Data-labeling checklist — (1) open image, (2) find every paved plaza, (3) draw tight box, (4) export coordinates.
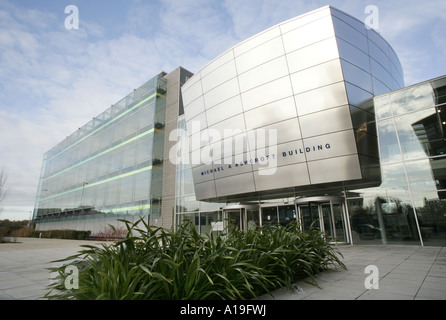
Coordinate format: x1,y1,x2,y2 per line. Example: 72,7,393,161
0,237,106,300
261,244,446,300
0,237,445,300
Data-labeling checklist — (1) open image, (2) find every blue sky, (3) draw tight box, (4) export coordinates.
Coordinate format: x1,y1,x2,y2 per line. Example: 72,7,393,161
0,0,445,220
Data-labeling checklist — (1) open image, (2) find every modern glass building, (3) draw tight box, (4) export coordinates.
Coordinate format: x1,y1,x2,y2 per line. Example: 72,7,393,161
177,76,446,247
181,5,403,204
178,6,446,246
33,67,193,234
34,6,446,246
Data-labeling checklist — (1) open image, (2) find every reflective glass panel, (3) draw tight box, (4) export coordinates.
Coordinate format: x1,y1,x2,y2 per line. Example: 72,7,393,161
200,211,222,236
201,59,237,93
234,27,281,57
235,36,285,75
332,16,368,50
375,94,391,119
295,82,348,116
348,195,421,245
377,118,401,164
203,77,239,109
244,97,297,129
394,108,438,160
177,213,199,232
413,195,446,246
430,157,446,190
238,56,288,93
380,163,409,199
278,205,296,226
290,59,344,94
299,105,352,138
390,83,435,116
286,37,339,74
282,15,335,53
241,76,293,111
336,37,371,73
261,206,278,225
341,60,373,93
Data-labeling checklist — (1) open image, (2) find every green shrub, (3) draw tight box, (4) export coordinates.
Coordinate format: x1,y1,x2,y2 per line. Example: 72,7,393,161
45,218,345,300
33,229,91,240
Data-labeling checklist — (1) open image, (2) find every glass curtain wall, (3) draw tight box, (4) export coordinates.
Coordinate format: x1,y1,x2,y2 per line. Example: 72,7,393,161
34,75,167,227
175,116,224,234
347,76,446,246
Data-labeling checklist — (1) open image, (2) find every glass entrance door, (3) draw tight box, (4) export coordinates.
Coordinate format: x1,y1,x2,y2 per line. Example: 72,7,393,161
296,196,351,244
226,210,243,232
300,204,320,231
321,204,334,238
223,205,259,232
332,203,347,243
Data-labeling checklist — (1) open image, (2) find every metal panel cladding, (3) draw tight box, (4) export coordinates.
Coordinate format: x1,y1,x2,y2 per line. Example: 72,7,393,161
181,6,404,202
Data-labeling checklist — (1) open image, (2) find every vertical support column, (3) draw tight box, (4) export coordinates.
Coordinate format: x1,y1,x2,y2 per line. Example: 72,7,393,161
342,199,354,245
162,67,194,230
317,203,325,234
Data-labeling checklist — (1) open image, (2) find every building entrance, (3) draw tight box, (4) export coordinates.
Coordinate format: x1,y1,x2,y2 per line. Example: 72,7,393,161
222,205,260,232
295,196,351,244
221,198,352,244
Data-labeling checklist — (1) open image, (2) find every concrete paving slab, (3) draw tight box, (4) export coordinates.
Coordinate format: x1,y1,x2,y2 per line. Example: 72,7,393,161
302,285,366,300
378,278,424,296
262,244,446,300
415,287,446,300
357,290,414,300
1,239,445,300
0,290,13,300
2,283,46,300
420,277,446,290
0,237,107,300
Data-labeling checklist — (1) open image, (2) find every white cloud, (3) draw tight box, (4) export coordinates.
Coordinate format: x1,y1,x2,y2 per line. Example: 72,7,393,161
0,2,169,219
222,0,312,40
0,0,232,220
368,0,446,85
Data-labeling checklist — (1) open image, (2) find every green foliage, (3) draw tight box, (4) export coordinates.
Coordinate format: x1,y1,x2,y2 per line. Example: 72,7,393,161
45,218,345,300
33,229,92,240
